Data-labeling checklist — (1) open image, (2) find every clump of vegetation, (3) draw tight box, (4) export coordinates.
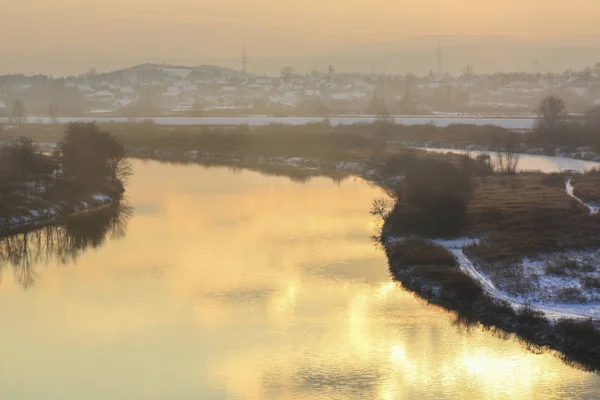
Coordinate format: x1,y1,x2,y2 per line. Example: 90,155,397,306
0,122,130,223
582,277,600,290
385,238,484,303
555,318,600,343
385,156,474,237
57,122,132,193
545,257,582,276
556,287,588,304
487,263,539,296
387,238,457,267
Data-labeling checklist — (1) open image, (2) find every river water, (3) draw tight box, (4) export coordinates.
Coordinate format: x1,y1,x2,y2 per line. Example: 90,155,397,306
421,147,600,173
4,116,535,130
0,159,599,399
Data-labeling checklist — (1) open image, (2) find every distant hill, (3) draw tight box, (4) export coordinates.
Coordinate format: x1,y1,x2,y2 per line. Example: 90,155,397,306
95,63,247,82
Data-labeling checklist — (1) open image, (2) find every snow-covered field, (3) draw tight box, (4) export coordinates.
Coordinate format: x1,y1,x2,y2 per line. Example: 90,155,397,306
2,116,536,129
410,236,600,320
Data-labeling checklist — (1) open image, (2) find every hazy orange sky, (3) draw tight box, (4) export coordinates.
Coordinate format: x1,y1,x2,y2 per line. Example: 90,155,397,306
3,0,600,75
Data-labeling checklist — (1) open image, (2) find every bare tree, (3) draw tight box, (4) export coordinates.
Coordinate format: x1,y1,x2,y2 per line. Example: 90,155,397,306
48,103,59,124
370,198,394,222
536,95,567,132
328,65,336,81
106,136,133,188
463,64,474,87
280,66,295,83
496,133,521,174
10,99,27,128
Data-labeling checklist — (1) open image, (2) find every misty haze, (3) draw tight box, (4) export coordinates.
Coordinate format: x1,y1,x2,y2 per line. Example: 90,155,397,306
2,1,600,399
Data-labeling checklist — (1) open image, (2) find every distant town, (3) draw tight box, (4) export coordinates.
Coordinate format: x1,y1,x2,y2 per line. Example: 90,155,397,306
1,62,600,119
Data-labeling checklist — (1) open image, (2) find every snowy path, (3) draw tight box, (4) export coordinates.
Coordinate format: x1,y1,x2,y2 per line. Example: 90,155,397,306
387,235,600,320
449,248,600,320
565,178,599,215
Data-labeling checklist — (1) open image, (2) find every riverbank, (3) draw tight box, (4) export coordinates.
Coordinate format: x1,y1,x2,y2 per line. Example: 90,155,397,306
403,140,600,163
375,151,600,371
384,237,600,372
0,192,116,236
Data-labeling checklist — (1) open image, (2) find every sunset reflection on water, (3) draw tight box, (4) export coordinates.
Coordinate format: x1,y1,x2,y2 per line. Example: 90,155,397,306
0,159,598,399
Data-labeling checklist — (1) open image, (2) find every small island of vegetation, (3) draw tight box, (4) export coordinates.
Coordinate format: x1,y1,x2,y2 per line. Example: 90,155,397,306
0,122,131,234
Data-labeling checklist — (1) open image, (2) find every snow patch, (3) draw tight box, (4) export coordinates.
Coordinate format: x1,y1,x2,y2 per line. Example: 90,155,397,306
566,178,600,215
386,235,600,320
91,194,112,203
433,237,481,249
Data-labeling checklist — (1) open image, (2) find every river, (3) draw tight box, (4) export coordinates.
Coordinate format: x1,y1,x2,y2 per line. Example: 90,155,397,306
5,116,535,129
0,159,599,399
421,147,600,173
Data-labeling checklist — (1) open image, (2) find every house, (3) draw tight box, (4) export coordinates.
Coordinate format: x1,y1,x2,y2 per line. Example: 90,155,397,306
94,90,115,98
164,87,181,97
113,98,135,110
182,83,198,92
281,91,301,107
77,84,94,93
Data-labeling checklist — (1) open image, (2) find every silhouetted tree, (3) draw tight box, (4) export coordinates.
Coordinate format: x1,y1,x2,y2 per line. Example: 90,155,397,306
328,65,336,81
584,105,600,128
57,122,131,192
280,66,295,83
536,95,567,132
463,64,474,87
8,136,37,187
496,132,521,174
48,103,59,124
10,99,27,128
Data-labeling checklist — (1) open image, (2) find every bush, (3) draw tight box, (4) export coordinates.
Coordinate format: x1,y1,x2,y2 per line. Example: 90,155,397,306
582,277,600,290
387,238,457,268
516,304,546,325
387,157,474,237
412,265,484,303
555,318,600,343
545,258,581,276
556,287,588,304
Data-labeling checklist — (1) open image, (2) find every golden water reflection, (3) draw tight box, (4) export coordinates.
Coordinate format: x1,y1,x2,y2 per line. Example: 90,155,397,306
0,160,598,399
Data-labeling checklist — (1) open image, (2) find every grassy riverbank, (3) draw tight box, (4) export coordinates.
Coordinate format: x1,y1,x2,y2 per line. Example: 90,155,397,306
374,149,600,371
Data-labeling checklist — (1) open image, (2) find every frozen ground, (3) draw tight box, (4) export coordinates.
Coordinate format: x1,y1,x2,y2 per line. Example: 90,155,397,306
385,235,600,320
444,242,600,320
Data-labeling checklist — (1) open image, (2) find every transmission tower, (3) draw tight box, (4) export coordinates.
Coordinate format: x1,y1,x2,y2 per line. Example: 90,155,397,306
241,46,250,75
436,39,444,75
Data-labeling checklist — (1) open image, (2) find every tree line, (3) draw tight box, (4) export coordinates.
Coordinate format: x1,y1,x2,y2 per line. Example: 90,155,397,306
533,95,600,149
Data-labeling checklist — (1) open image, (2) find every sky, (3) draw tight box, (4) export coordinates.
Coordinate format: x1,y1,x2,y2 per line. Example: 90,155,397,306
3,0,600,75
